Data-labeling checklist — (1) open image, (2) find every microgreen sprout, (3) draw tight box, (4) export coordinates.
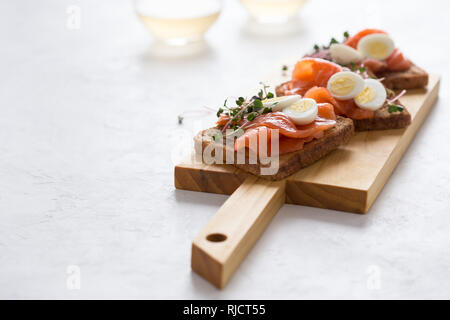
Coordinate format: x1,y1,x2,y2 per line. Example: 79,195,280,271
216,83,276,135
329,38,339,46
388,104,404,113
313,31,351,53
387,89,407,113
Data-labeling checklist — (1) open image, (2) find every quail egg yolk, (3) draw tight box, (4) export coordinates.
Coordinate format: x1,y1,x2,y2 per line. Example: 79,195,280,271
329,76,355,96
355,86,377,104
289,99,315,112
367,42,389,60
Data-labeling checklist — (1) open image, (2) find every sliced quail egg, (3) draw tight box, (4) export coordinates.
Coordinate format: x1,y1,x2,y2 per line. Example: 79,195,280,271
354,79,387,111
282,98,318,125
262,94,302,112
330,43,363,65
357,34,395,60
327,71,365,100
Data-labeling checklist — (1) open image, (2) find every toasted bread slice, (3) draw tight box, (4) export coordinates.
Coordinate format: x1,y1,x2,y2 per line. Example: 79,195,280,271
379,64,428,90
194,116,354,181
275,82,411,131
353,101,411,131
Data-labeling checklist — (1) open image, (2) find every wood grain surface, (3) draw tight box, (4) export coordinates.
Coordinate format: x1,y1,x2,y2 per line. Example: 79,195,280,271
191,176,285,288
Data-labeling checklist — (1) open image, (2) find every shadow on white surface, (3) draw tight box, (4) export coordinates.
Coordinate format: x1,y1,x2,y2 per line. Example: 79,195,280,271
141,40,215,60
279,204,371,228
189,270,223,296
174,189,227,207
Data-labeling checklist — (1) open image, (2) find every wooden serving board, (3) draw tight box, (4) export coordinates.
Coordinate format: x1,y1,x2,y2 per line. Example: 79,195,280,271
175,66,440,288
176,74,439,213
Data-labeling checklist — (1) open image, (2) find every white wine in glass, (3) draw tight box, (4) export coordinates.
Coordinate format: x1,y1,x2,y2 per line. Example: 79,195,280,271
135,0,222,46
240,0,307,24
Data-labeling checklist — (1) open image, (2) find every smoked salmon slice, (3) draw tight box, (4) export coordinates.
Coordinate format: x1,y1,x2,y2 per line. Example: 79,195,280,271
344,28,387,49
362,50,411,73
232,105,336,155
304,86,374,120
363,59,388,73
345,28,411,72
277,58,343,97
386,48,412,71
290,58,343,95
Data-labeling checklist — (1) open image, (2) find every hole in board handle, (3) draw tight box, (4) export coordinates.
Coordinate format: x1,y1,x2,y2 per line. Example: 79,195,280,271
206,233,227,242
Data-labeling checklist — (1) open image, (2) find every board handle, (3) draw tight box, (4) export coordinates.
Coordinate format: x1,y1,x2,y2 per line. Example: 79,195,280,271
191,175,286,288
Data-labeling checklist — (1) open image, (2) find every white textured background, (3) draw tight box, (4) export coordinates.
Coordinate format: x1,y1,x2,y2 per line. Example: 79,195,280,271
1,0,449,299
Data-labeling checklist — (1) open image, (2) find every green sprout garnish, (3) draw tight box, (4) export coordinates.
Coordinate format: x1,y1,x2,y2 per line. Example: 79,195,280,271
262,107,272,114
329,38,339,46
236,97,245,106
216,83,276,135
388,104,404,113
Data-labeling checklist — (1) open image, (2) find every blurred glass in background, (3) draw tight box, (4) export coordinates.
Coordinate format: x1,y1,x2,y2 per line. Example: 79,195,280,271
240,0,307,24
135,0,223,46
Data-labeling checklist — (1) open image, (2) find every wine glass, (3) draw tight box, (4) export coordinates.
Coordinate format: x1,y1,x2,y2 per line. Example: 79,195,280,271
135,0,223,46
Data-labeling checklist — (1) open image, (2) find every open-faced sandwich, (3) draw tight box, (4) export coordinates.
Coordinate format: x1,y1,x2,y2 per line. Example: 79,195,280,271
304,28,428,90
276,58,412,131
195,85,354,180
